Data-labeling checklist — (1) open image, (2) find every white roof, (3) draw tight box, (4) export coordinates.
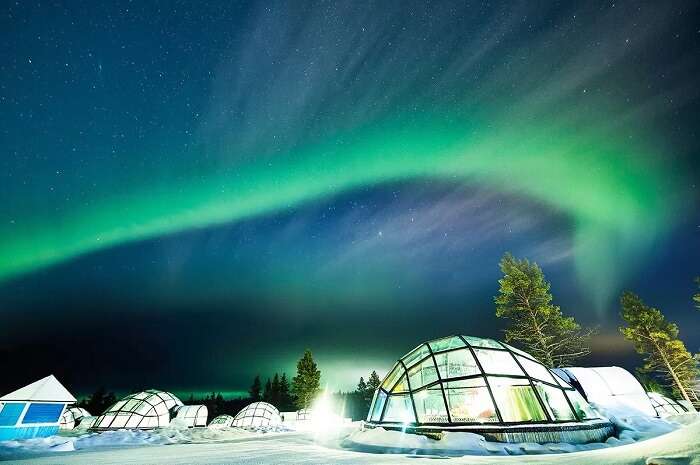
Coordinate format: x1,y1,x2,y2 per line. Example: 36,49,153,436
0,375,76,403
561,366,656,417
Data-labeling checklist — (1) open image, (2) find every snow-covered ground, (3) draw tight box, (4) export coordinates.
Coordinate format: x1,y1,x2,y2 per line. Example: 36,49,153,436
1,413,698,464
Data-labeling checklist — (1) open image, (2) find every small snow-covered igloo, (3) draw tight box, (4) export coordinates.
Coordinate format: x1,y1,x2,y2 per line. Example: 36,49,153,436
208,414,234,429
91,389,183,430
173,404,208,427
59,407,91,430
553,367,657,417
366,335,613,443
232,402,281,428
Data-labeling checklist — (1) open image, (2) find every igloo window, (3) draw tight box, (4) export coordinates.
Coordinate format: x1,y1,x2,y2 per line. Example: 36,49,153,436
488,377,546,422
535,382,576,421
444,378,498,423
475,349,524,376
434,349,479,379
407,358,439,389
429,336,466,353
383,394,414,423
414,386,448,423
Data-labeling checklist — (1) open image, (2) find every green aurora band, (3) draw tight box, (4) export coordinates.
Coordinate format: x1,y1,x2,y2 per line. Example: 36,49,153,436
0,112,678,309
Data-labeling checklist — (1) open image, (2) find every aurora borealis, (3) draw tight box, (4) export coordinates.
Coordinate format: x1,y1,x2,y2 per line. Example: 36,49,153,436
1,1,699,396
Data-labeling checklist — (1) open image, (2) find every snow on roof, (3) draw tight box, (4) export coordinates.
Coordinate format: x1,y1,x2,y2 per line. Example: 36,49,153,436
0,375,77,403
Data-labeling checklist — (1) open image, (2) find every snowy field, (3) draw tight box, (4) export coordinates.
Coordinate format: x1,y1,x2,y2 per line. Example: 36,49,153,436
1,413,698,465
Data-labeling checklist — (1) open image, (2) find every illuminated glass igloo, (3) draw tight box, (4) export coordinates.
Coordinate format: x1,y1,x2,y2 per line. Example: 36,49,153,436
366,335,614,443
208,414,234,429
173,404,208,427
59,407,91,430
232,402,281,428
92,389,183,430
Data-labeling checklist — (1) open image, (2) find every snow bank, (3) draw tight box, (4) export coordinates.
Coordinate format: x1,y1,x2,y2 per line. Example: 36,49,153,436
0,420,292,461
342,411,699,457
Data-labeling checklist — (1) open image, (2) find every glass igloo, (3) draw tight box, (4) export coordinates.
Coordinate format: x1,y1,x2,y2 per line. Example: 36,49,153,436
92,389,183,430
173,404,208,427
232,402,281,428
366,335,613,443
59,407,91,430
208,414,234,429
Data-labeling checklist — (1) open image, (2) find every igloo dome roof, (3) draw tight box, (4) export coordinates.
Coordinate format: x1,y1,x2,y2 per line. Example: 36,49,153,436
208,414,234,429
232,402,281,428
92,389,183,430
366,335,613,443
59,407,91,430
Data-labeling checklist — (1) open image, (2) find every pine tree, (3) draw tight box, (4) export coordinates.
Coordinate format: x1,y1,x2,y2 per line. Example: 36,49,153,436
279,373,294,411
619,291,699,406
494,253,594,368
292,349,321,409
356,377,367,397
367,371,381,393
263,378,272,403
249,375,262,401
271,373,281,407
78,387,117,415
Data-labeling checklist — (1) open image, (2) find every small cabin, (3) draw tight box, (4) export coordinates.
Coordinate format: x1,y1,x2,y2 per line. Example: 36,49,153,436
0,375,77,440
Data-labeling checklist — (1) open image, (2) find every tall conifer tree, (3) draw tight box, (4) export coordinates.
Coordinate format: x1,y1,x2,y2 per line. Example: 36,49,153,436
249,375,262,401
495,253,594,367
292,349,321,409
620,292,699,406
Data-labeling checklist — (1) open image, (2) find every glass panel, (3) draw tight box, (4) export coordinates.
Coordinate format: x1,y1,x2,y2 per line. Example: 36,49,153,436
552,371,572,388
444,381,498,423
429,336,466,353
413,386,448,423
535,382,576,420
488,377,546,422
381,364,404,391
109,400,126,412
463,336,504,349
475,349,524,376
517,356,556,384
402,344,431,368
369,390,387,422
434,349,480,379
98,413,115,427
392,374,410,393
408,357,439,389
123,399,141,411
110,414,129,428
382,395,415,423
565,389,598,419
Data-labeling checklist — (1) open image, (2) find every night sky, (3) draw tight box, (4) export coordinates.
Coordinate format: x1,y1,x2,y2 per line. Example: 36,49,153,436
1,1,699,399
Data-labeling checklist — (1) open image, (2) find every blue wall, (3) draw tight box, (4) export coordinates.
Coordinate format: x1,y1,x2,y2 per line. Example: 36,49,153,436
0,426,59,440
